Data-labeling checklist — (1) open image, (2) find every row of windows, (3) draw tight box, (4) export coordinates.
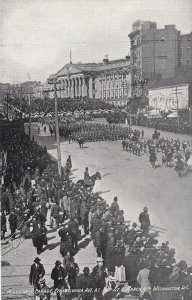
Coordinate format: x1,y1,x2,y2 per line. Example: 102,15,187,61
180,47,191,55
100,89,126,99
99,80,127,89
99,74,126,81
180,59,192,65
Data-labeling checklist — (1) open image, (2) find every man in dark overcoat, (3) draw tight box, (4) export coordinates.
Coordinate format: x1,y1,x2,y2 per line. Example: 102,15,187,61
139,207,151,234
124,248,139,288
76,267,95,300
29,257,45,291
51,261,68,300
68,216,79,250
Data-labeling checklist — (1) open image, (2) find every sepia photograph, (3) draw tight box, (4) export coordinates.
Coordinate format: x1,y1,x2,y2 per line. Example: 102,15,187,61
1,0,192,299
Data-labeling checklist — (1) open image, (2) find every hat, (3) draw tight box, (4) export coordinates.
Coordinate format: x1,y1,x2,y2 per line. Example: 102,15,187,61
34,257,41,263
178,260,187,271
55,260,62,266
96,257,104,262
83,267,90,273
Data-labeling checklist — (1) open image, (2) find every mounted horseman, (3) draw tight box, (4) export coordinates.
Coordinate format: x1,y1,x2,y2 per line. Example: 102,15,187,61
77,167,101,189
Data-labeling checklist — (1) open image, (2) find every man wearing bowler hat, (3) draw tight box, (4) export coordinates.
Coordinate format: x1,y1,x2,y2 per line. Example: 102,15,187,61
29,257,45,291
51,261,67,300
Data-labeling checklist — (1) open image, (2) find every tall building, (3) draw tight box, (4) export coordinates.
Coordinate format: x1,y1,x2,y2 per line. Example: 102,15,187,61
47,55,131,107
128,20,180,99
179,33,192,66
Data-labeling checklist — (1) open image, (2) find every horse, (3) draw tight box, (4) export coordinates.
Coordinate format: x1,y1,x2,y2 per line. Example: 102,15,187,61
77,171,101,189
122,140,126,150
78,138,85,148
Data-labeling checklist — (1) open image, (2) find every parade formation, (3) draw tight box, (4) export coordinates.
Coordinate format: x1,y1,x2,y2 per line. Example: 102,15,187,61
1,1,192,300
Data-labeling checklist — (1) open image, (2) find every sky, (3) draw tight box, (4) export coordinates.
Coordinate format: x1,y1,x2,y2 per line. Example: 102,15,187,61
0,0,192,84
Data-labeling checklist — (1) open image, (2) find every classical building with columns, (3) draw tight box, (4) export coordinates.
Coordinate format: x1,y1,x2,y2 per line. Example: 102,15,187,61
47,55,131,106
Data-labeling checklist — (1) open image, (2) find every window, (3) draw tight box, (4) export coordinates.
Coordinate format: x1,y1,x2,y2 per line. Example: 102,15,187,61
137,37,141,45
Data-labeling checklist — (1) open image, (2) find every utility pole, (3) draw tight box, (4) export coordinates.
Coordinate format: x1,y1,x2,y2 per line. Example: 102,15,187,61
172,86,182,128
28,93,32,139
176,86,179,128
53,78,62,177
6,93,9,120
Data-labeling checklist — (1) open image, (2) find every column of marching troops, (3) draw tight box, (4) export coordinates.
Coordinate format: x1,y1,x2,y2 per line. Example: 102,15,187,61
1,124,192,300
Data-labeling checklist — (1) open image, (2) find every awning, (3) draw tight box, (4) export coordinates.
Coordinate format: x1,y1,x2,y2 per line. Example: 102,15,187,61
148,109,161,116
167,111,178,118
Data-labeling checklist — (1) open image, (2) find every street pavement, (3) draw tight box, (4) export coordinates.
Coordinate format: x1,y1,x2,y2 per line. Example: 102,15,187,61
34,120,192,265
1,120,192,300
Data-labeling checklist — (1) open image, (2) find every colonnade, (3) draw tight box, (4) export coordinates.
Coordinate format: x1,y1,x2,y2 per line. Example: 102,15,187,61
57,76,89,99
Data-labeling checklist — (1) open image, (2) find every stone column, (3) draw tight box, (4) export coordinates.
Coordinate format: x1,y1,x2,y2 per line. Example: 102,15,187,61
68,80,71,98
66,80,69,98
82,77,86,97
118,74,120,99
70,79,74,98
88,76,93,99
100,76,103,99
75,78,78,98
79,77,82,98
63,80,66,98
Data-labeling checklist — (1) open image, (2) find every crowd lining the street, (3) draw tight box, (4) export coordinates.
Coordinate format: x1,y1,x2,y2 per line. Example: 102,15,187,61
1,123,192,300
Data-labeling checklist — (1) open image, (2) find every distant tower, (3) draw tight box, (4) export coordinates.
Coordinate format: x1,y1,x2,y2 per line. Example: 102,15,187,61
27,73,31,81
70,50,72,64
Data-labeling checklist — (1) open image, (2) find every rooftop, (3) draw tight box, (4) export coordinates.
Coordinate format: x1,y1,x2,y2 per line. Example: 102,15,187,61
53,58,130,78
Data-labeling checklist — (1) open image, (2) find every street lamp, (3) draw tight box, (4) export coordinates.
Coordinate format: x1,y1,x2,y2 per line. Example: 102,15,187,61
47,76,62,177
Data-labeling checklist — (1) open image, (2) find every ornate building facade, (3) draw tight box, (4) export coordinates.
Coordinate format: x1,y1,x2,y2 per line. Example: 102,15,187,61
47,55,131,106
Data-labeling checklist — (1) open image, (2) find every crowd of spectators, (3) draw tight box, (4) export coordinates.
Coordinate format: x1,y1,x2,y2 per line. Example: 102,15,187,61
1,123,192,300
5,96,114,118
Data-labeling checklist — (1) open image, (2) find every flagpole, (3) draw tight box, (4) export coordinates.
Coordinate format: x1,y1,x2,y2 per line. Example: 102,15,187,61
28,93,32,139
